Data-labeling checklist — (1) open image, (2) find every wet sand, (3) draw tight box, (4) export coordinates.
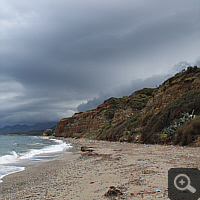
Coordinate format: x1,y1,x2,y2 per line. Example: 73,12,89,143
0,138,199,199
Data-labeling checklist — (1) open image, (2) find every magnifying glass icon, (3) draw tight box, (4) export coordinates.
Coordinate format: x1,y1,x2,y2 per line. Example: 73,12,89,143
174,174,196,193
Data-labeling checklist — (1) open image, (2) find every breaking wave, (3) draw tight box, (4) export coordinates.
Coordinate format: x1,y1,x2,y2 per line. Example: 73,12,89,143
0,137,72,182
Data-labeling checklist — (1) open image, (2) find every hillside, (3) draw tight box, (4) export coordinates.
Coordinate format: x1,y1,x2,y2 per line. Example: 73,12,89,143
55,66,200,146
0,122,57,135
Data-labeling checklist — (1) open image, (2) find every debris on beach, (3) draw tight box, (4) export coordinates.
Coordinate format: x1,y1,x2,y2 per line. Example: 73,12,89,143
104,186,123,197
81,151,99,157
81,146,94,152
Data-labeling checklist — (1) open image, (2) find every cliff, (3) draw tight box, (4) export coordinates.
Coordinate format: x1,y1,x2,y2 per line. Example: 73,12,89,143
55,66,200,146
143,66,200,114
55,88,156,139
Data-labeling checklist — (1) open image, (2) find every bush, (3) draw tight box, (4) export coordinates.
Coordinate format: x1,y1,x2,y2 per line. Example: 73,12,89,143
104,108,116,119
104,123,111,130
174,116,200,146
43,129,54,136
99,120,128,141
162,112,195,137
141,113,154,126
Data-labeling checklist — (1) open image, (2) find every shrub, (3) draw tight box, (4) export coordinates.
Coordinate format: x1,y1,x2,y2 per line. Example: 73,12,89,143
104,123,111,130
43,129,54,136
141,113,154,126
102,120,129,141
162,112,195,137
174,116,200,146
104,109,115,119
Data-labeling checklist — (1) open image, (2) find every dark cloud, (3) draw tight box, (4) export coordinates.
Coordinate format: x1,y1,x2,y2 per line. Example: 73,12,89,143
0,0,199,127
78,57,200,112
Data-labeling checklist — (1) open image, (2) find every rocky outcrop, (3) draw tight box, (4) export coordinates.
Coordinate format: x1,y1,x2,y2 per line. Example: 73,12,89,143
55,118,69,137
55,101,111,137
143,78,200,115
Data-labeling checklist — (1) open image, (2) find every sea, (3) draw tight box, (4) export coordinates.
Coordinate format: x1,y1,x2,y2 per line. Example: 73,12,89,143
0,135,72,183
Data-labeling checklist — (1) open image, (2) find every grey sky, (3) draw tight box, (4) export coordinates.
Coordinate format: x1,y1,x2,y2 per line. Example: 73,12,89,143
0,0,200,127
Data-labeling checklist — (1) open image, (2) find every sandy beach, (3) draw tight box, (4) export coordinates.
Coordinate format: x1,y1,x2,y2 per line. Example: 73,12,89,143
0,138,199,200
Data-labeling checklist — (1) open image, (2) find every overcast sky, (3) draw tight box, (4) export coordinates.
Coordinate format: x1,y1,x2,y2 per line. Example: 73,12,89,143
0,0,200,127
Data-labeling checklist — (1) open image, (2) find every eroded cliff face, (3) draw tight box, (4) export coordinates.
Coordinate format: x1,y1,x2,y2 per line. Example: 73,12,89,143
55,101,111,137
55,90,153,138
55,66,200,144
143,78,200,115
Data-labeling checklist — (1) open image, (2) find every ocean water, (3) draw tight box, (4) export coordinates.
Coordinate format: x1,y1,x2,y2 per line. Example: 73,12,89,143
0,135,72,182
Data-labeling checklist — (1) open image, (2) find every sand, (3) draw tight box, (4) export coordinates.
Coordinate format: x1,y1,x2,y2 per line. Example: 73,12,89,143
0,138,199,200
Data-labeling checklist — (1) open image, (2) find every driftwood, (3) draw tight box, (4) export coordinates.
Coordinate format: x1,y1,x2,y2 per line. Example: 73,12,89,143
81,146,94,152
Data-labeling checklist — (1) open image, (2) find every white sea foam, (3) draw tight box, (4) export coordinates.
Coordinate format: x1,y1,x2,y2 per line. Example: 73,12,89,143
0,151,19,164
0,166,25,183
19,140,71,160
0,138,72,182
0,139,71,164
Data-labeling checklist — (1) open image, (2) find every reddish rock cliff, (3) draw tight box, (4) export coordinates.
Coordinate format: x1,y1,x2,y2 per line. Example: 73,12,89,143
55,101,110,137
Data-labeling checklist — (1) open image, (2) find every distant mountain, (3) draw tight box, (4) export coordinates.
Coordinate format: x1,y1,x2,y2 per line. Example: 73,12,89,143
0,122,57,135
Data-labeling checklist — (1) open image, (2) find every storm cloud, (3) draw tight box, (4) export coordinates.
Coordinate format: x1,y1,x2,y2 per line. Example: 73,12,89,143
0,0,199,127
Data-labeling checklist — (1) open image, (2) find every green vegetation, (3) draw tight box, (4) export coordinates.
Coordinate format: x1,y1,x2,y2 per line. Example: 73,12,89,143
43,129,54,136
91,88,157,142
104,123,112,130
174,116,200,146
141,90,200,144
141,113,154,126
126,88,157,110
104,107,116,119
162,112,195,137
162,66,200,88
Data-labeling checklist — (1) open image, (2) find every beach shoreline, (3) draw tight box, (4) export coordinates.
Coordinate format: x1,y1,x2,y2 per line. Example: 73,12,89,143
0,138,199,199
0,136,72,185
